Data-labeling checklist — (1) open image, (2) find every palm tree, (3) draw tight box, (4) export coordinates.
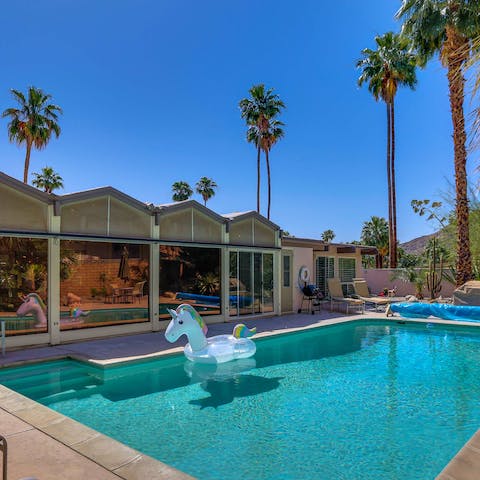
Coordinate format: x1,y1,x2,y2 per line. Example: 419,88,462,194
357,32,417,269
397,0,480,286
2,87,62,184
321,229,336,242
239,84,285,213
195,177,218,206
32,166,64,193
171,181,193,202
260,118,285,219
360,216,390,268
465,35,480,149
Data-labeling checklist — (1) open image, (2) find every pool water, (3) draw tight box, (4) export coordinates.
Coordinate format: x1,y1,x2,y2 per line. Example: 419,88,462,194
1,321,480,480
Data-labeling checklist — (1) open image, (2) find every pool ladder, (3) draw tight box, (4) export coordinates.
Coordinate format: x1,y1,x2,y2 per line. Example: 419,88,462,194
0,435,6,480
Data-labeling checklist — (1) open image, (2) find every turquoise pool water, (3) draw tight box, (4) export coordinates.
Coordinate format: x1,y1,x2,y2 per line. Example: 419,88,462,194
1,321,480,479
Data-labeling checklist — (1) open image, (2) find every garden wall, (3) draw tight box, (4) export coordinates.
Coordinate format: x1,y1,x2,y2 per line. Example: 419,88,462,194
362,268,455,299
60,259,142,302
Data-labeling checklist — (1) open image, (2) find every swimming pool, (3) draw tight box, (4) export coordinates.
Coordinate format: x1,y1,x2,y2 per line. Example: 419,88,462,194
1,320,479,479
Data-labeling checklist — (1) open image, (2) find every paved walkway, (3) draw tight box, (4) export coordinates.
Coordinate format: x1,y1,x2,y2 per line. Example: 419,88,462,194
1,309,378,367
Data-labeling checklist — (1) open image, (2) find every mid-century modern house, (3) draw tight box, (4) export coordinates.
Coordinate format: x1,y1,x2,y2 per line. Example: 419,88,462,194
0,172,375,349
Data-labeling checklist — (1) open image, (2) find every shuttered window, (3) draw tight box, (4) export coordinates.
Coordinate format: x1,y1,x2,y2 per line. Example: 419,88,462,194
315,257,334,297
339,258,356,296
283,255,291,287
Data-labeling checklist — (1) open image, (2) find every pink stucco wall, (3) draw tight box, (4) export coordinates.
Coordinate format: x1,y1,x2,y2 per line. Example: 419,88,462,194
362,269,455,298
290,246,314,312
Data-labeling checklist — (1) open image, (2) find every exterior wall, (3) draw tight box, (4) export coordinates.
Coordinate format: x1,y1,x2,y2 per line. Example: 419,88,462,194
0,176,281,350
362,268,455,298
1,184,49,232
291,246,314,313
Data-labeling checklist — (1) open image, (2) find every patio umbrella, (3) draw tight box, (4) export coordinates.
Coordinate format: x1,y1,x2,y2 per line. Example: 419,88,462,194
118,246,130,283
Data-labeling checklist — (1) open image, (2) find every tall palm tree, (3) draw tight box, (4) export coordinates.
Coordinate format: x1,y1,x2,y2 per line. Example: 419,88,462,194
2,87,62,183
195,177,218,206
466,35,480,149
357,32,417,269
360,216,390,268
171,181,193,202
32,166,64,193
260,118,285,219
397,0,480,286
239,84,285,213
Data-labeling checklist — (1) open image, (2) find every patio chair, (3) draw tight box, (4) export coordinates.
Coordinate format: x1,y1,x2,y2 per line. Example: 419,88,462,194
327,278,364,314
353,279,390,311
132,281,146,302
104,284,121,304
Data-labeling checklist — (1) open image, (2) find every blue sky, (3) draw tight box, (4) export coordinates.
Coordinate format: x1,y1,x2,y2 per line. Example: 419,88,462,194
0,1,477,242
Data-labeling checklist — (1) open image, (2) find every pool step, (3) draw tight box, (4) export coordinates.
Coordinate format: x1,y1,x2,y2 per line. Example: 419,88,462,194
14,375,103,401
2,365,94,390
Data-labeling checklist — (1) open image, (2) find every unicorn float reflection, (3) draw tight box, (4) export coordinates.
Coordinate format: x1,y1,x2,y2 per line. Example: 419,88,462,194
16,293,47,327
16,293,89,327
165,304,257,364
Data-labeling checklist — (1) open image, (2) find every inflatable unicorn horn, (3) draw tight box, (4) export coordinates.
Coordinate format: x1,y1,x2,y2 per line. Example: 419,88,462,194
165,304,256,364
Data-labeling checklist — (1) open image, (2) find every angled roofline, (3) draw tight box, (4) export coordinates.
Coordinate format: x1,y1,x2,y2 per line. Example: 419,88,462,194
57,187,153,214
281,236,377,254
155,199,228,224
222,211,280,230
0,171,56,204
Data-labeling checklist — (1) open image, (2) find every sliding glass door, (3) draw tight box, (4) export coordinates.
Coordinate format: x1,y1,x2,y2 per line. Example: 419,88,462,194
229,251,274,317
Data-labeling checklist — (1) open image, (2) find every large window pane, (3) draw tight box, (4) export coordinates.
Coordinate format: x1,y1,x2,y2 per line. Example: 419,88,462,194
238,252,253,315
60,241,149,330
229,250,274,317
262,253,274,313
159,246,221,318
229,251,238,316
0,237,48,336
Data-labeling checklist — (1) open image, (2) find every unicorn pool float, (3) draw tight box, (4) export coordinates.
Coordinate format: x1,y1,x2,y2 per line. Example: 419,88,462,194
16,293,47,327
16,293,89,327
68,304,90,321
165,304,257,364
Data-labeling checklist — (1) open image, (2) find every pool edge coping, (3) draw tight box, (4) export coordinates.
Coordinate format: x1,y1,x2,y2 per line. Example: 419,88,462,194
1,314,480,479
0,385,195,480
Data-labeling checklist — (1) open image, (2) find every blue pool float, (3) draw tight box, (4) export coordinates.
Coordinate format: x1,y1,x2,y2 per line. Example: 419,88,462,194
389,302,480,322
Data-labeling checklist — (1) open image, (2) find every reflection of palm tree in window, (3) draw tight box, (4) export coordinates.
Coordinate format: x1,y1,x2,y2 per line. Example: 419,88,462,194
160,246,193,280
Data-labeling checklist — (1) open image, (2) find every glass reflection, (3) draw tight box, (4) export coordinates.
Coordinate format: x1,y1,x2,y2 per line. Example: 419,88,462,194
229,251,274,316
59,241,149,330
0,237,48,335
159,246,221,318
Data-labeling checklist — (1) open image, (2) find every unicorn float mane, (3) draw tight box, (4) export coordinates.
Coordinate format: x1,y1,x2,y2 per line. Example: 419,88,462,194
178,304,208,335
25,293,47,312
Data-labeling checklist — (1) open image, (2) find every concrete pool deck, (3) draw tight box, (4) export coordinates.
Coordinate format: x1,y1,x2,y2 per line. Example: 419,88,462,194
0,310,479,479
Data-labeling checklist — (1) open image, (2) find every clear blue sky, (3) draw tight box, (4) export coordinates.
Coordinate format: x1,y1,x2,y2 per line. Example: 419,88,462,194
0,0,477,242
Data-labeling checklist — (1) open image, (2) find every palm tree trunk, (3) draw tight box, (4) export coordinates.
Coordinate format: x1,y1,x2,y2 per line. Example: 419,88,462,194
445,26,472,286
386,102,393,268
256,145,261,213
390,99,398,268
24,140,32,184
266,149,272,220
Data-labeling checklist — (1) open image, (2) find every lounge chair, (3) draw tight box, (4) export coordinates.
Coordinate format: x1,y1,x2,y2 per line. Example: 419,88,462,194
352,279,390,311
327,278,365,314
